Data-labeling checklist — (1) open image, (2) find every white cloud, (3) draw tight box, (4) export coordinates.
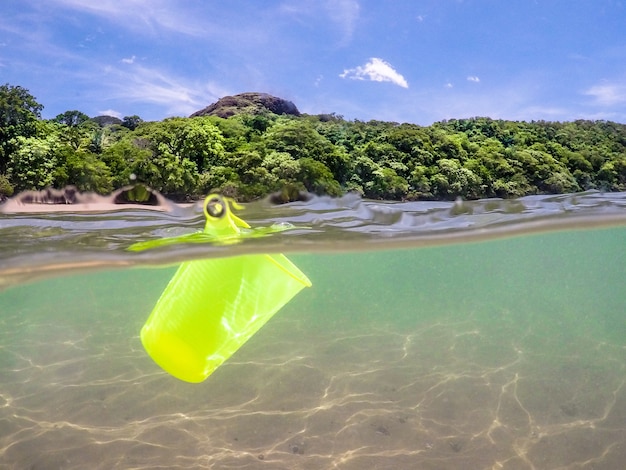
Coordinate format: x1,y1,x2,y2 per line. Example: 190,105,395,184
445,82,453,88
121,55,136,64
43,0,209,36
279,0,360,44
467,76,480,83
99,64,230,116
116,67,207,105
340,57,408,88
325,0,360,43
583,82,626,106
384,75,587,125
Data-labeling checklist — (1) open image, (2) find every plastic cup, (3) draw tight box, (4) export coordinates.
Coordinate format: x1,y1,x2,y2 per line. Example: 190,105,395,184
141,253,312,383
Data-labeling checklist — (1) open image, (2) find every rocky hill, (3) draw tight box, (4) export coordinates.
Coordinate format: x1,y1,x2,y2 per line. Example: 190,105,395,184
190,92,300,118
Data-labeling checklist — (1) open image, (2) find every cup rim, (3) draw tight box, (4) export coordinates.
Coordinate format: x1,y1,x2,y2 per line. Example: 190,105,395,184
263,254,312,288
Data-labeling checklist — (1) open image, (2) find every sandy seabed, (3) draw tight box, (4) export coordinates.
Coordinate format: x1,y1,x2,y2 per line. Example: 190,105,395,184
1,288,625,470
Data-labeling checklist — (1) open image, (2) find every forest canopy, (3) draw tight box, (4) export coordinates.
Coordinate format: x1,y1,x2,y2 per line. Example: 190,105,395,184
1,84,626,202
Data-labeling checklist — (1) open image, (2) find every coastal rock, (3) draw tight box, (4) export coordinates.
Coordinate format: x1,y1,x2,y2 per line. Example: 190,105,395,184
92,115,123,127
191,92,300,118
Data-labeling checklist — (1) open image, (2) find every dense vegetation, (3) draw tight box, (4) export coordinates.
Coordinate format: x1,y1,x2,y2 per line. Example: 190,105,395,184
1,83,626,202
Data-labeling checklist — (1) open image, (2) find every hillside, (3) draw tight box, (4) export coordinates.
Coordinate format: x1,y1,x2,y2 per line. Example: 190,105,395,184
190,92,300,119
1,84,626,202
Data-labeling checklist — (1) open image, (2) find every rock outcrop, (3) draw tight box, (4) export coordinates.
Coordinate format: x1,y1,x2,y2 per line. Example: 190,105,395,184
191,92,300,118
91,115,123,127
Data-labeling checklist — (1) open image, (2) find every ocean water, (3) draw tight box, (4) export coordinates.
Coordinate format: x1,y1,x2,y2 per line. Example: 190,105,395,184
0,191,625,469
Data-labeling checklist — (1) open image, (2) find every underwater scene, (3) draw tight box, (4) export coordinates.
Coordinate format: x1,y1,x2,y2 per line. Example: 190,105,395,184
0,191,625,469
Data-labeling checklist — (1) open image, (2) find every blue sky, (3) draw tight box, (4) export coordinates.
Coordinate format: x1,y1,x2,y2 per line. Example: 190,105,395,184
1,0,625,125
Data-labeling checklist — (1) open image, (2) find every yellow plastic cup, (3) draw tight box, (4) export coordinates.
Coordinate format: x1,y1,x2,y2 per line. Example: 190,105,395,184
141,254,311,382
140,194,312,382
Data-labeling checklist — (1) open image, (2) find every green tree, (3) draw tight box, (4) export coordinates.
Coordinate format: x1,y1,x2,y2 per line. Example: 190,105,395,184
102,139,152,188
137,117,225,172
370,167,409,199
383,124,436,166
430,158,483,199
264,118,349,183
53,110,90,127
121,115,143,131
408,165,432,199
199,165,241,196
262,151,301,181
0,174,14,197
0,84,43,174
509,148,580,193
8,133,60,190
208,115,250,151
297,158,341,196
177,118,226,171
54,119,101,151
128,147,198,197
597,157,626,191
430,129,470,161
56,147,113,193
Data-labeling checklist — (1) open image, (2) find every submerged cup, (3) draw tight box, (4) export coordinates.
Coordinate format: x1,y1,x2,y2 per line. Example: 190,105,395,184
141,253,312,383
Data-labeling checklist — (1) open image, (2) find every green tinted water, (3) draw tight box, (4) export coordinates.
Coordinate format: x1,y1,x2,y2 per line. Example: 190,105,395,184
1,226,624,469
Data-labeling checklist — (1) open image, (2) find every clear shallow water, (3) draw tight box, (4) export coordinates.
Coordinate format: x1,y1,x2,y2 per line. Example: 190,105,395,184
0,191,625,469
